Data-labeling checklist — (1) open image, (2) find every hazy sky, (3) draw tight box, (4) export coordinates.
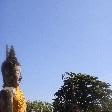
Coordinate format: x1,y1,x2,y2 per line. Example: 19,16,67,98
1,0,112,102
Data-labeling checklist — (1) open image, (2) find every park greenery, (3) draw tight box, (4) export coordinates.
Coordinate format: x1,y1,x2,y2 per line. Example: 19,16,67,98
27,72,112,112
26,100,53,112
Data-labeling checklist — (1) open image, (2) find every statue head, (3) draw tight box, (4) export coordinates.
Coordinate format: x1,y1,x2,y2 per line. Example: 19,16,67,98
1,45,22,87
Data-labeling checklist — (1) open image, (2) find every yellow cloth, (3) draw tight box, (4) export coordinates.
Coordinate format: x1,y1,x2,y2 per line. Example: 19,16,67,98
13,86,26,112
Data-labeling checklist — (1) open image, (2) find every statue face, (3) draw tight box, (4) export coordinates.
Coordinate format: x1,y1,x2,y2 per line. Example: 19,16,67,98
4,65,21,87
14,65,21,81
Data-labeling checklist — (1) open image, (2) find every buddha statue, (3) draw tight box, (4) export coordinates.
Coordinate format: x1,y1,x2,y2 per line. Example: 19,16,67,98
0,46,26,112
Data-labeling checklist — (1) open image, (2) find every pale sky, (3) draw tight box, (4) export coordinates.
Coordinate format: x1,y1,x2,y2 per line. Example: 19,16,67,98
1,0,112,102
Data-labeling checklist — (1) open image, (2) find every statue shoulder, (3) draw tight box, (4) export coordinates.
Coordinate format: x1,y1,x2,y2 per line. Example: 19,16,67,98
0,87,15,97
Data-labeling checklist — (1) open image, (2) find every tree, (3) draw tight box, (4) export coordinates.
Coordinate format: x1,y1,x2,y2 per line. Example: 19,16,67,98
53,72,112,112
26,100,53,112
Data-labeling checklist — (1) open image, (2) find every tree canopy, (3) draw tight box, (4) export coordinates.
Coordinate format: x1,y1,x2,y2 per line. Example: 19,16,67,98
53,72,112,112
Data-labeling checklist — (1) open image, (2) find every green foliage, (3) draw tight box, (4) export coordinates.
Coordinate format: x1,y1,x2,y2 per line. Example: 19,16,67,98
53,72,112,112
26,100,53,112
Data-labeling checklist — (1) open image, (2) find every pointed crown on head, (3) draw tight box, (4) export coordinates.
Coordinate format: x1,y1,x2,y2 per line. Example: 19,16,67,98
6,45,20,65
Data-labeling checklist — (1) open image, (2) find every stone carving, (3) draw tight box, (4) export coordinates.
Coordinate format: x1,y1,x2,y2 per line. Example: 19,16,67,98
0,46,26,112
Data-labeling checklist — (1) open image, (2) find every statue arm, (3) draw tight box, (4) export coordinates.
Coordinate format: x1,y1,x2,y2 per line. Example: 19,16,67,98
7,89,13,112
